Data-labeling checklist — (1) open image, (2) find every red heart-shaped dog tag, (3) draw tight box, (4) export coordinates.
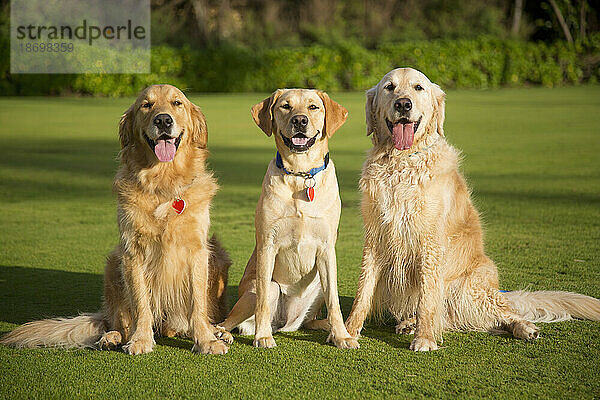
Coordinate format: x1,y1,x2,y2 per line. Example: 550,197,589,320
306,187,315,202
172,198,186,214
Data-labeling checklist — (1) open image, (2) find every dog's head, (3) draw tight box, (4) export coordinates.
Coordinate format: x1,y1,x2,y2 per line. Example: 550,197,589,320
251,88,348,154
119,84,207,162
366,68,445,151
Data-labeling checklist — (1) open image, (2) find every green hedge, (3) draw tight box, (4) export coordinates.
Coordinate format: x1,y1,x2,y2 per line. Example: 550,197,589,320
2,35,599,96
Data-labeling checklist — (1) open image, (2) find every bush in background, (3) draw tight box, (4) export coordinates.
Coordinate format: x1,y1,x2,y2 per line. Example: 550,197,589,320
1,35,599,96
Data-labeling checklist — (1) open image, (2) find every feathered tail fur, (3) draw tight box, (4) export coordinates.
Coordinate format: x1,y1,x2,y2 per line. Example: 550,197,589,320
504,290,600,323
0,312,106,349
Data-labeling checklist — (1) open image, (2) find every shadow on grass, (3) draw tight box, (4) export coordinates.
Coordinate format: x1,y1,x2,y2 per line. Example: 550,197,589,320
0,265,245,326
155,336,194,350
0,265,406,350
0,138,118,202
359,325,413,350
469,173,600,206
0,138,120,180
0,265,243,351
0,265,104,326
0,138,365,203
276,330,329,345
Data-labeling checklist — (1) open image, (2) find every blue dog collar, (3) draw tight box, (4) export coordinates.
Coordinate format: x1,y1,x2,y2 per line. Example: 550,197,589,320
275,151,329,179
274,151,330,202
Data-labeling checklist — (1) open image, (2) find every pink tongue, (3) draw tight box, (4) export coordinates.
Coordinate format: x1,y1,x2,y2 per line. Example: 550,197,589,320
291,136,309,146
392,123,415,150
154,139,176,162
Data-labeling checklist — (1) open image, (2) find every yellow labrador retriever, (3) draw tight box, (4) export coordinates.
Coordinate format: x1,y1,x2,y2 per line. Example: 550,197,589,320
220,89,359,349
345,68,600,351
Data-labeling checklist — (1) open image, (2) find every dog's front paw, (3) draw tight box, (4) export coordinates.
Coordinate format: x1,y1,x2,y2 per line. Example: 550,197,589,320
123,335,155,355
253,336,277,348
512,321,540,341
395,319,416,335
96,330,122,350
214,326,234,344
328,334,360,349
410,337,438,352
192,339,228,355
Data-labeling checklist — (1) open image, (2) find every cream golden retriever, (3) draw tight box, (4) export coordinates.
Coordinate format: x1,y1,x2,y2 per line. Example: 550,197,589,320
1,85,232,355
345,68,600,351
219,89,359,349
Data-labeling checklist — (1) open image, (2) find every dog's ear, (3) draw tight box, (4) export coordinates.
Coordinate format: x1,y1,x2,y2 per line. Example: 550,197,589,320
251,89,283,136
118,104,135,149
432,83,446,137
316,90,348,138
365,86,377,136
189,102,208,148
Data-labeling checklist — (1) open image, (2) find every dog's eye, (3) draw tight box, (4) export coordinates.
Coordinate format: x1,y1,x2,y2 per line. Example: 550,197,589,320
384,83,395,92
173,100,182,106
280,104,291,110
415,84,424,91
308,105,319,110
142,102,153,109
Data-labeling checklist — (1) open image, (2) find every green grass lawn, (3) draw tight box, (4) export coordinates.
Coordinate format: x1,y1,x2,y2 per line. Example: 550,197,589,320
0,87,599,399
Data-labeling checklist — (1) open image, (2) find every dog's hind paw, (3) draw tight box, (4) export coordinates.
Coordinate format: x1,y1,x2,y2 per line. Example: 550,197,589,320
512,321,540,341
304,319,330,331
410,337,438,352
162,327,177,338
395,318,416,335
253,336,277,348
214,326,234,344
96,331,122,350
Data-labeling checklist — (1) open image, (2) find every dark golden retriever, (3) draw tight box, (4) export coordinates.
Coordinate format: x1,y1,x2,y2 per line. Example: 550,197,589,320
1,85,232,355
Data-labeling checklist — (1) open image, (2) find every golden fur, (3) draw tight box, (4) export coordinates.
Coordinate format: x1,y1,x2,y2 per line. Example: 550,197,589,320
345,68,600,351
1,85,232,355
219,89,359,349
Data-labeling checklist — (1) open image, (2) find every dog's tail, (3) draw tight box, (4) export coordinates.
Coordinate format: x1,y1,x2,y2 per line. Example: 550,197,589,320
0,312,106,349
504,290,600,323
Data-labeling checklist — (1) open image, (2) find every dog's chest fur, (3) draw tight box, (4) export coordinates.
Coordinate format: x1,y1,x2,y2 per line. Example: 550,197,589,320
361,150,439,249
258,161,341,294
116,166,217,325
360,141,458,316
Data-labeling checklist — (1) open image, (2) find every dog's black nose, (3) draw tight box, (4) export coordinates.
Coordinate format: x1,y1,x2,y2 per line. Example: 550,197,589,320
153,113,173,131
394,98,412,112
291,114,308,128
